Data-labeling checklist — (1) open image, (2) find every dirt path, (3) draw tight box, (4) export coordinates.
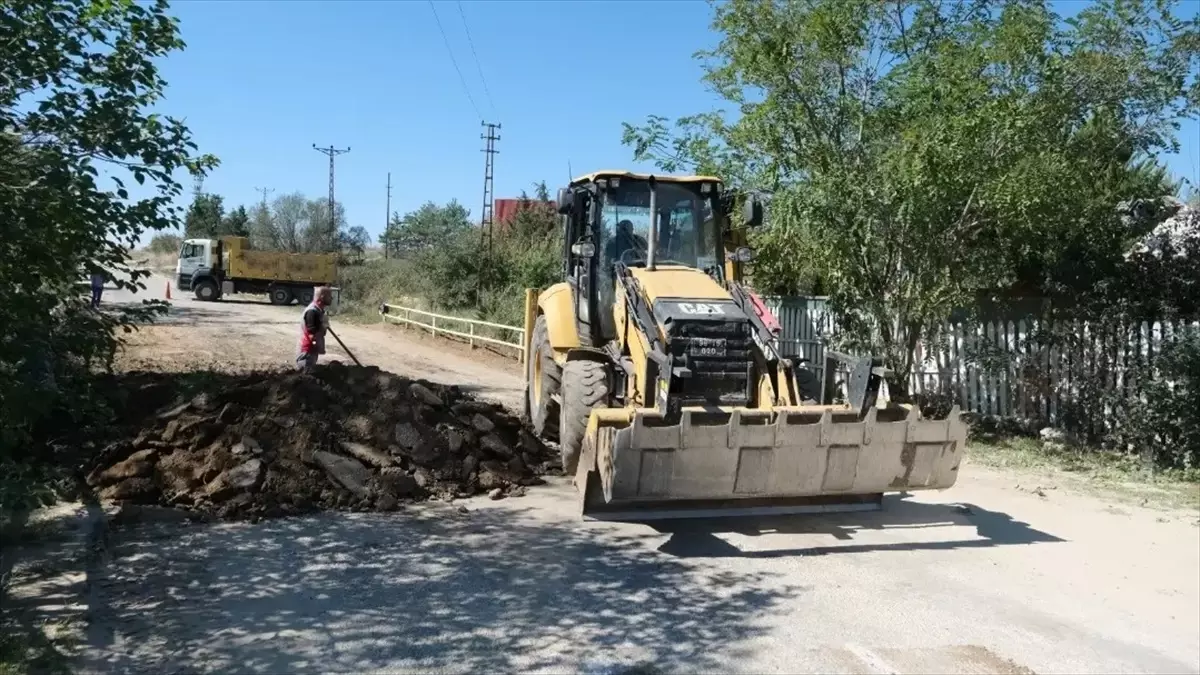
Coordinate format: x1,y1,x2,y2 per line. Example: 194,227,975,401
112,274,524,409
80,276,1200,674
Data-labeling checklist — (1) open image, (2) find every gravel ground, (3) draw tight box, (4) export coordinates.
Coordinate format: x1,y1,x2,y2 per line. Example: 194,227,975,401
72,275,1200,674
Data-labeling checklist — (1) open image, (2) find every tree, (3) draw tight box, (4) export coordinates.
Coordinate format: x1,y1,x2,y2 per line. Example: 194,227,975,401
302,199,347,253
623,0,1200,394
247,192,347,253
147,233,182,255
340,225,371,262
249,202,275,250
183,193,225,238
384,201,473,257
1,0,217,456
220,205,250,238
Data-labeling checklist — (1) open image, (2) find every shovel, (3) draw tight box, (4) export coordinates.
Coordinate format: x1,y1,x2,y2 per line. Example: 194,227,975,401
327,326,363,367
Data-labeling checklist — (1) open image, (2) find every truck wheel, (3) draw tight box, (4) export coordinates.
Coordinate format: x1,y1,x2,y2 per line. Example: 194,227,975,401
526,315,561,441
295,287,314,305
193,279,218,302
269,286,293,305
559,359,610,476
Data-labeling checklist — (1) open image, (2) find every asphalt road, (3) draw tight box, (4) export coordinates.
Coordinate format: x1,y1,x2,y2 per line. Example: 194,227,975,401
84,273,1200,675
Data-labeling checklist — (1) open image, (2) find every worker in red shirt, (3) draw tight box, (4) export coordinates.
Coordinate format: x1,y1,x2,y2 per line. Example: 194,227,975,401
296,286,333,372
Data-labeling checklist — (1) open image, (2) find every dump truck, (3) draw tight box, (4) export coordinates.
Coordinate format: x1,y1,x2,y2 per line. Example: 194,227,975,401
522,170,967,520
175,236,337,305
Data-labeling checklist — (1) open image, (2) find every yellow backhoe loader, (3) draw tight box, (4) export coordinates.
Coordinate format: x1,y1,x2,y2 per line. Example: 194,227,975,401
521,170,966,520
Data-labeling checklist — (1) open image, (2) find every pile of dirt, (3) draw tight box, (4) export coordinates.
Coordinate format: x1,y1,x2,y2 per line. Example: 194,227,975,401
86,363,558,519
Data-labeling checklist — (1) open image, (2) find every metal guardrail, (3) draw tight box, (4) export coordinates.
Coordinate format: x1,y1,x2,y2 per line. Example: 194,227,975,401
379,303,526,362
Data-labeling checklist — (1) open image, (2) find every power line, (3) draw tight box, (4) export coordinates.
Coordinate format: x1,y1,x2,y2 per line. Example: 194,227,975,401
428,0,481,120
456,1,495,116
312,144,350,251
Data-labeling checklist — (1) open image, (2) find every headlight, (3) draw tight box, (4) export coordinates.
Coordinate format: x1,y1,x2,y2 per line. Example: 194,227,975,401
727,246,755,263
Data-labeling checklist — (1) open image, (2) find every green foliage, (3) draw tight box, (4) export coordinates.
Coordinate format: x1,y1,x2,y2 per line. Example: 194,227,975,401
221,205,250,238
623,0,1200,393
381,200,473,258
352,191,563,328
339,225,371,263
337,257,419,315
1,0,215,474
183,193,224,237
146,233,182,255
249,192,347,253
183,195,250,239
1113,330,1200,471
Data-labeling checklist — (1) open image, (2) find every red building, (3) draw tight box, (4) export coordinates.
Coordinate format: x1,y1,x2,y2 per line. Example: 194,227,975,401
492,198,555,231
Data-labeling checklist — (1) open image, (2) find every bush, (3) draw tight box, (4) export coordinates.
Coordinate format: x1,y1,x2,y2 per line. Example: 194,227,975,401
147,233,182,255
1110,330,1200,471
337,257,420,314
338,195,562,342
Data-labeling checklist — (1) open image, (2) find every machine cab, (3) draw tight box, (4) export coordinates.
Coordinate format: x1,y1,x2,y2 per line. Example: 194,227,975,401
555,171,760,345
175,238,214,291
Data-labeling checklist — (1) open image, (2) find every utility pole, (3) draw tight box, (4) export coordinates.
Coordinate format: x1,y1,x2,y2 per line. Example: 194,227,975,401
479,121,500,255
254,186,275,212
477,122,500,298
313,144,350,251
384,172,392,259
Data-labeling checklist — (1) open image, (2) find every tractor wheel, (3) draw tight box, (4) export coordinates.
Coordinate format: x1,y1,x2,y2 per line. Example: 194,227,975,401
269,286,294,306
558,359,610,476
193,279,219,302
525,314,561,441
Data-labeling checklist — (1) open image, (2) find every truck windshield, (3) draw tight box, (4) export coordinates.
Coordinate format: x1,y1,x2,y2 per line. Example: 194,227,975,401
598,180,719,275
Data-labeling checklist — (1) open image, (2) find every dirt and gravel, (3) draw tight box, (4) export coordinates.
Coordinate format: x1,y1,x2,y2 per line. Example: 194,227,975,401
22,273,1199,674
85,364,555,520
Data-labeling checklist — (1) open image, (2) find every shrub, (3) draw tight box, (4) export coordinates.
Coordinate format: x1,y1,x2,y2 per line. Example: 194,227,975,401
1110,330,1200,471
147,233,182,255
337,257,419,314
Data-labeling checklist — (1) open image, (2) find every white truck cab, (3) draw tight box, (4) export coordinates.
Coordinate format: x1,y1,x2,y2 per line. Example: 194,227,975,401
175,238,213,291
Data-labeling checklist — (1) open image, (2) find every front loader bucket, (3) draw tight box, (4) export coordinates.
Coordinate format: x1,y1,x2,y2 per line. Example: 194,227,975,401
574,404,966,521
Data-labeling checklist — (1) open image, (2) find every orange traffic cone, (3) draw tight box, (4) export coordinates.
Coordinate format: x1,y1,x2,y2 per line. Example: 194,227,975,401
165,281,172,300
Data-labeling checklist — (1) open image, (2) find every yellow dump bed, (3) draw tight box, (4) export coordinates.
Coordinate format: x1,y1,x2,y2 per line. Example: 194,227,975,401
221,237,337,285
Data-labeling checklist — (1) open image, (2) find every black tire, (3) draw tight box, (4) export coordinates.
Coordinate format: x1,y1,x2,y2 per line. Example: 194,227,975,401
526,315,561,441
193,279,219,302
295,287,314,305
269,286,294,306
559,359,610,476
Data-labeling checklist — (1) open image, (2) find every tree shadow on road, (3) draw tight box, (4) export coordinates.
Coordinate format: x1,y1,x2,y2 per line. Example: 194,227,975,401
120,302,294,328
79,505,798,674
647,495,1065,559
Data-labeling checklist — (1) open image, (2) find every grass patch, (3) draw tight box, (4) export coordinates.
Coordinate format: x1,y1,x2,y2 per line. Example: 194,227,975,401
968,436,1200,511
0,627,73,675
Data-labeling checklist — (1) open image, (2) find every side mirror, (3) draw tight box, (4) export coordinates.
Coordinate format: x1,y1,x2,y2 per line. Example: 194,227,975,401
742,195,764,227
727,246,754,263
556,188,573,215
570,239,596,258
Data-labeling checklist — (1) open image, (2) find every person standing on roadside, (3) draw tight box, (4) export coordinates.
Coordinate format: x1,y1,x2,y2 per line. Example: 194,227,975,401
90,270,106,308
296,286,333,372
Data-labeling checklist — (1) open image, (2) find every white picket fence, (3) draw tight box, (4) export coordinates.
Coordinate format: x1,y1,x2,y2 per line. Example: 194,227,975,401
763,295,1199,424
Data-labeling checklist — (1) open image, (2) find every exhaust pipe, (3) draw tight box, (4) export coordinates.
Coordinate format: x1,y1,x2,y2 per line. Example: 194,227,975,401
646,175,658,271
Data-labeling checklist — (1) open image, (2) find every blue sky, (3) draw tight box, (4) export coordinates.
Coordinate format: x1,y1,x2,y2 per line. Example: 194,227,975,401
155,0,1199,243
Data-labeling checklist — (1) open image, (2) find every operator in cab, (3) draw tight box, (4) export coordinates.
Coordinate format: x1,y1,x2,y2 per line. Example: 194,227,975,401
296,286,333,372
